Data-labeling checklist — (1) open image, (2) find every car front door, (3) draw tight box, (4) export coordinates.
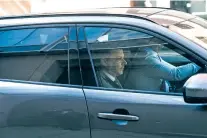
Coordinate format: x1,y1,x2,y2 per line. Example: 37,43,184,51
0,25,90,138
78,24,207,138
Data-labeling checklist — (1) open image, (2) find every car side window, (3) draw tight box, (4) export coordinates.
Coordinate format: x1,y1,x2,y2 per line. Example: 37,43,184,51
84,26,203,93
0,27,82,86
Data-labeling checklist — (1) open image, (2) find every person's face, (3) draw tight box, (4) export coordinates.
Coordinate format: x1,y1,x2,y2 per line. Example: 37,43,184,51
105,49,127,77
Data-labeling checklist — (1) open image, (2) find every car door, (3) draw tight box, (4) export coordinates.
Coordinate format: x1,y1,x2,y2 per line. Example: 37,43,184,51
0,25,90,138
78,24,207,138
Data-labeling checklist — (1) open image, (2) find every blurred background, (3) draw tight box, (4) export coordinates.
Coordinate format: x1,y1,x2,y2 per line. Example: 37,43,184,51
0,0,207,19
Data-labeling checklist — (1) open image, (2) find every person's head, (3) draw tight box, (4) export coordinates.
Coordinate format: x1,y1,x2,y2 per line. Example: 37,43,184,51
100,49,127,77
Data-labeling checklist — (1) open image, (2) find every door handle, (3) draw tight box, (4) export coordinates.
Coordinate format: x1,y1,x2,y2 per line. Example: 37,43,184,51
98,113,139,121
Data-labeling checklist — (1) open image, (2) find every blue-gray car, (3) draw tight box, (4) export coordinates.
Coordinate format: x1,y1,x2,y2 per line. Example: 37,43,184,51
1,7,207,138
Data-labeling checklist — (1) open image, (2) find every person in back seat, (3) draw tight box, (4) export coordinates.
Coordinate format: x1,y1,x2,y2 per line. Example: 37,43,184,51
96,49,127,89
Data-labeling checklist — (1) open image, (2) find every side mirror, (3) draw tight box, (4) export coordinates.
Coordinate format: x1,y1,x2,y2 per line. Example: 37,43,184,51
184,74,207,103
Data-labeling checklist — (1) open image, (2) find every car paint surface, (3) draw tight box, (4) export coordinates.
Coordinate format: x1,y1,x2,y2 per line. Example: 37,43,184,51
0,81,90,138
84,88,207,138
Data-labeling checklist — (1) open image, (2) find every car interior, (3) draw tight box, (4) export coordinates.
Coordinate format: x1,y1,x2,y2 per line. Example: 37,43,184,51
0,27,86,86
0,40,83,86
89,33,204,93
0,51,67,83
0,27,204,92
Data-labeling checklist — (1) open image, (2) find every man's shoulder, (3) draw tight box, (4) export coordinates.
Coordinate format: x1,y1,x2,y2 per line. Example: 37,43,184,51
98,71,110,82
97,70,115,88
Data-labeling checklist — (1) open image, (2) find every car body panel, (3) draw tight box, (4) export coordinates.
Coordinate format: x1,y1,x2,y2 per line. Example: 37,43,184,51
84,88,207,138
0,81,90,138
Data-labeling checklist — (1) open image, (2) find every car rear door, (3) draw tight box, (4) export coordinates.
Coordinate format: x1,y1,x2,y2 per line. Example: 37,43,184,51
78,24,207,138
0,25,90,138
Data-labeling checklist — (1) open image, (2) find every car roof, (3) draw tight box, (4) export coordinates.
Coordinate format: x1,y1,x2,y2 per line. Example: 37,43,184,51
0,7,197,26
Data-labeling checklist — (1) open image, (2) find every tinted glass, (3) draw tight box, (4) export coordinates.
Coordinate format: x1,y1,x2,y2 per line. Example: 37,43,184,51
85,27,151,42
84,26,202,93
85,27,110,42
0,27,82,86
0,28,68,52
